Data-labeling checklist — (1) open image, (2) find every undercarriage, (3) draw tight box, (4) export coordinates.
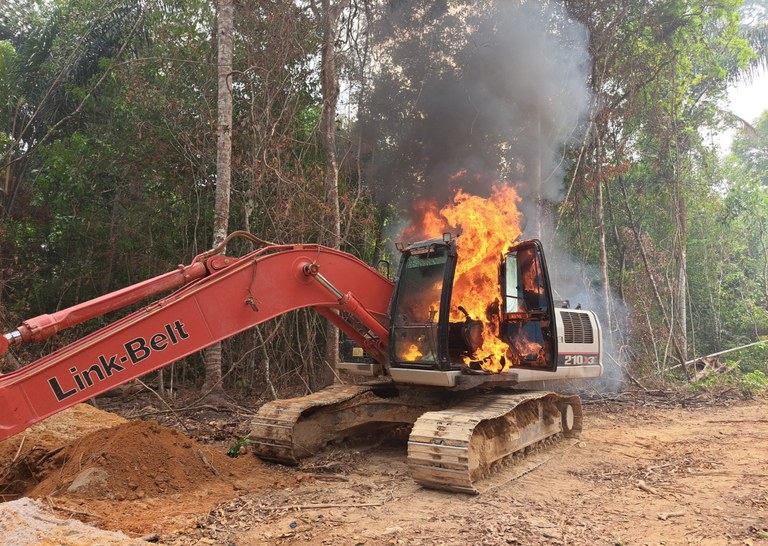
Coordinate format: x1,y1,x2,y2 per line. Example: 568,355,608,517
251,382,582,493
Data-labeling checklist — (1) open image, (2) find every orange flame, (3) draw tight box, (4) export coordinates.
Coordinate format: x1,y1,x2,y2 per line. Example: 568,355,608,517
509,333,545,367
400,198,445,242
402,344,425,362
400,183,523,373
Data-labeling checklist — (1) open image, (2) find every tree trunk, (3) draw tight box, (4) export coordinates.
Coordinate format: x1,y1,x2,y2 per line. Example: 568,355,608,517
760,217,768,309
202,0,234,397
314,0,347,381
672,107,688,363
675,235,688,358
592,119,613,339
597,180,613,334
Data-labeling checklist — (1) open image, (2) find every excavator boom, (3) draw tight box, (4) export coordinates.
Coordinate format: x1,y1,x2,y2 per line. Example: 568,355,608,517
0,241,393,441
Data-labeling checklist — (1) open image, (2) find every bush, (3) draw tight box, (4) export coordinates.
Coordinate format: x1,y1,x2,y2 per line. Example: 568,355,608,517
739,370,768,396
736,342,768,374
688,362,768,397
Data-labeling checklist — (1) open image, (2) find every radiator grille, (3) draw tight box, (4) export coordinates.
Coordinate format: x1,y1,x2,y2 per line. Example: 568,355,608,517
560,311,594,344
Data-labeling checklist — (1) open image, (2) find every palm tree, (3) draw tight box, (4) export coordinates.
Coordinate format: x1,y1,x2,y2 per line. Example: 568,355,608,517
736,0,768,82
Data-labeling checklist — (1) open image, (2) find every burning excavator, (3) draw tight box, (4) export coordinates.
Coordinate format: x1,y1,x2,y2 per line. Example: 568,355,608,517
0,186,601,493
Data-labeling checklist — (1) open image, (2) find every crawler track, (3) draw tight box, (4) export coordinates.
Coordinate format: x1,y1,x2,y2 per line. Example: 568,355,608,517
251,384,374,463
251,384,448,464
407,392,582,493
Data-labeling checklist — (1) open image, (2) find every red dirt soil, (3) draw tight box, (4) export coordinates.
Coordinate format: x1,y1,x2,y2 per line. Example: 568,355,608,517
0,404,295,536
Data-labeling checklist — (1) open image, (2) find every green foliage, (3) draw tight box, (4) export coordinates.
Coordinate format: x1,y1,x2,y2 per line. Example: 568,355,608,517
227,436,251,458
0,40,15,159
688,354,768,396
740,369,768,395
1,0,359,392
0,39,15,100
737,342,768,373
688,361,768,397
559,0,768,376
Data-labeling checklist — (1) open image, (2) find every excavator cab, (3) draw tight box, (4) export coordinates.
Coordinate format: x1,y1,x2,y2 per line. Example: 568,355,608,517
389,236,558,373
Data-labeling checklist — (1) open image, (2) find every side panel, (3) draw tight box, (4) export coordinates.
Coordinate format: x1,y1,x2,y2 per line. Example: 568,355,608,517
555,308,602,368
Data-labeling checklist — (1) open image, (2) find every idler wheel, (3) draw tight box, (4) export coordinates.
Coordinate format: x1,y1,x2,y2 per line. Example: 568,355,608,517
560,403,575,432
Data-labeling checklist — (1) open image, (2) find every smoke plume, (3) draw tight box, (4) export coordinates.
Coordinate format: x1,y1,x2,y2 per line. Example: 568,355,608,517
362,0,592,222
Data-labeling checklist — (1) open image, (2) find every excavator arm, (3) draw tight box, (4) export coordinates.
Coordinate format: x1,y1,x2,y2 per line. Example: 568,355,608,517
0,235,394,441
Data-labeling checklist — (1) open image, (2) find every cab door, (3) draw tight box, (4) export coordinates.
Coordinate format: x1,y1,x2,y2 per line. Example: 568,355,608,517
500,239,557,371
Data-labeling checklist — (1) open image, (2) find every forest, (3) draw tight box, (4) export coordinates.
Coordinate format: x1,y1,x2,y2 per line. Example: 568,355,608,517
1,0,768,398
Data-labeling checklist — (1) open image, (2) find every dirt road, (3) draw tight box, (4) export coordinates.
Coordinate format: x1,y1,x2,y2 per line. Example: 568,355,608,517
2,396,767,545
172,396,768,546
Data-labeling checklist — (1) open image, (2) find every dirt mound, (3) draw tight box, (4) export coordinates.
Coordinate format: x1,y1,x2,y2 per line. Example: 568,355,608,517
29,419,244,500
1,404,128,500
1,404,295,536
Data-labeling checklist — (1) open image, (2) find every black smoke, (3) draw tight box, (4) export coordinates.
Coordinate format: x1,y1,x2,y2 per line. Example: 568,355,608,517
361,0,592,221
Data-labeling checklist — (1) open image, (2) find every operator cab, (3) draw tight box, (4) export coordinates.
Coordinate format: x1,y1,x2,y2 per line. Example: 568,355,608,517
388,236,557,374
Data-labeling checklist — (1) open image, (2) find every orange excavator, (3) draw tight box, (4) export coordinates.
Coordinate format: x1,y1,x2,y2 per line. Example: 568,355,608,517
1,231,602,493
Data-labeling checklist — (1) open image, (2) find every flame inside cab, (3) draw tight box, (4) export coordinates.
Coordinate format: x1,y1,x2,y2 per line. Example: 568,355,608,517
389,235,601,379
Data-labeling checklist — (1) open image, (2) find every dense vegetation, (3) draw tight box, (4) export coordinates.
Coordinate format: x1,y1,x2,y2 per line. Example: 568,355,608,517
1,0,766,396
